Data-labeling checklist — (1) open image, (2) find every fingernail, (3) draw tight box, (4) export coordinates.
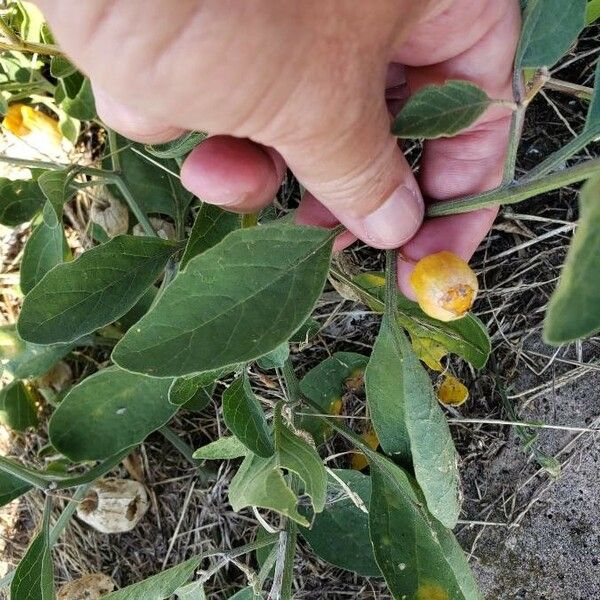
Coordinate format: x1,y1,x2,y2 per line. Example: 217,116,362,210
361,185,424,248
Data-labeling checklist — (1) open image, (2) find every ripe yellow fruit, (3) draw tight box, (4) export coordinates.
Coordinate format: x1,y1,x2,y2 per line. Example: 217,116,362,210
410,251,478,322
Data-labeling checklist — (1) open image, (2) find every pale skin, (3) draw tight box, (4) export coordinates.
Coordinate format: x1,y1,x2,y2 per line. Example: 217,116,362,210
36,0,521,298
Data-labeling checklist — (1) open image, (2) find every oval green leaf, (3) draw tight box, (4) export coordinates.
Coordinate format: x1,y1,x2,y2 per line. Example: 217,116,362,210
113,223,334,377
392,80,492,139
0,381,38,432
18,235,181,345
223,375,274,458
193,436,248,460
145,131,207,159
0,470,32,507
49,366,175,461
365,316,460,528
0,178,45,226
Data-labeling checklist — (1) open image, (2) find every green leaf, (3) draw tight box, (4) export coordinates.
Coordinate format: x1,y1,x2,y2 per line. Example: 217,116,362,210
299,352,368,445
584,60,600,132
102,557,201,600
181,203,240,269
290,317,320,344
20,204,69,295
392,80,492,139
49,366,175,461
108,136,194,227
169,372,218,406
56,73,96,120
365,316,460,528
57,110,80,145
181,383,215,412
0,470,32,507
18,236,181,344
369,459,481,600
113,223,334,377
353,272,490,369
0,178,45,226
545,174,600,343
223,375,274,458
256,342,289,370
11,499,54,600
300,469,381,577
587,0,600,24
193,436,248,460
50,55,76,78
38,169,73,226
145,131,207,159
516,0,587,69
229,453,308,526
228,588,261,600
0,324,72,379
0,381,38,431
175,581,206,600
274,406,326,513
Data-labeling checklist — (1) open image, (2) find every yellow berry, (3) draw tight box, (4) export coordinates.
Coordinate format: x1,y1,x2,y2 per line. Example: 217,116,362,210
410,251,478,322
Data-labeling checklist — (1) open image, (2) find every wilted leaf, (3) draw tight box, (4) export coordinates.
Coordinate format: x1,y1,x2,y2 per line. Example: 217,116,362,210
438,374,469,407
18,236,181,344
49,367,175,461
0,381,38,431
193,436,248,460
113,223,334,377
365,316,460,528
369,458,480,600
229,453,308,526
0,177,45,226
299,352,368,445
102,558,201,600
0,324,72,379
11,500,54,600
274,407,326,513
300,469,381,577
392,80,492,139
223,375,274,458
20,203,69,294
353,272,490,369
181,203,240,268
545,175,600,343
410,333,447,371
145,131,207,159
516,0,586,69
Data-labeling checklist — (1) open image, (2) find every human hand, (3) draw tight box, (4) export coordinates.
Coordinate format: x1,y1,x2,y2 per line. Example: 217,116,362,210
37,0,520,297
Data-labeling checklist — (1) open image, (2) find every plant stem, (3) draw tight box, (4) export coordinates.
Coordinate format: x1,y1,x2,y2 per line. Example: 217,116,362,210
384,250,399,323
159,426,201,466
521,129,599,182
0,39,63,56
0,154,107,178
53,449,131,490
269,520,297,600
0,455,49,489
427,156,600,217
49,483,91,544
545,78,593,101
111,177,156,236
281,358,301,404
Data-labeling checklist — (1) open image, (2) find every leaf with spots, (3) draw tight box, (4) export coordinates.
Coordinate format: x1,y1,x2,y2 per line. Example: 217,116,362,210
49,366,175,461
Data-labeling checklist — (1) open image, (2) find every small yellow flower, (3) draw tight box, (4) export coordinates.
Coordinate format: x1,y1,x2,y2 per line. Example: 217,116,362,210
2,103,62,146
437,374,469,407
410,251,478,322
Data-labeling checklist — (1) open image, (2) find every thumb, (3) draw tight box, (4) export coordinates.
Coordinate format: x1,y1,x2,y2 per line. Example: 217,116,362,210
279,94,424,249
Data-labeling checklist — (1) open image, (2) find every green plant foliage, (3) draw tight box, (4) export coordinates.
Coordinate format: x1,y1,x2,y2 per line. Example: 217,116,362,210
175,581,206,600
0,470,32,507
223,375,274,458
109,136,194,226
274,406,326,513
584,59,600,131
145,131,207,159
181,203,241,268
0,381,38,431
193,435,248,460
49,367,175,461
229,453,308,526
0,324,72,379
49,55,76,78
228,588,261,600
102,557,201,600
298,352,368,444
55,73,96,120
38,169,72,226
300,469,381,577
169,374,216,406
369,459,481,600
392,80,492,139
18,236,181,344
365,316,460,529
516,0,587,69
113,223,334,377
353,272,490,369
0,178,45,226
11,501,54,600
587,0,600,23
545,175,600,343
256,342,289,370
20,203,69,294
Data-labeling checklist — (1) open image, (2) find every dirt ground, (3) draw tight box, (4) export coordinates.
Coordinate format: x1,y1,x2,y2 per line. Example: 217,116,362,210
1,22,600,600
